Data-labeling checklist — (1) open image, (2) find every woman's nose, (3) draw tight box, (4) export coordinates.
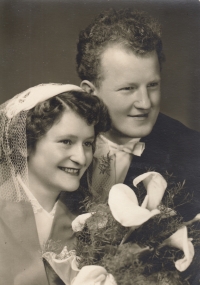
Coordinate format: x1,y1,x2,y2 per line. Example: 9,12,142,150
134,88,151,109
70,145,87,166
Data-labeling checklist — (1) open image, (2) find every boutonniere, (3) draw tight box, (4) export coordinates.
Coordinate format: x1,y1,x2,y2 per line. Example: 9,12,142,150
98,152,113,175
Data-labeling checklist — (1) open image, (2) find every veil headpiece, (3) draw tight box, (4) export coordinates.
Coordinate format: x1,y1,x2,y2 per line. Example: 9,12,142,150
0,83,82,202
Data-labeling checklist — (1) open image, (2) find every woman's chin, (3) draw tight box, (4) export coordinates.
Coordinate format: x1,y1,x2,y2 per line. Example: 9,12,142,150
61,181,80,193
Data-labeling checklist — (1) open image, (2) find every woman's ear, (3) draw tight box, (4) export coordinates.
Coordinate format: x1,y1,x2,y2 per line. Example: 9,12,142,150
27,146,31,159
80,80,97,95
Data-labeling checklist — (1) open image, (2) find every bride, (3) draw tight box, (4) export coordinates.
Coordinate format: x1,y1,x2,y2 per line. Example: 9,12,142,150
0,83,110,285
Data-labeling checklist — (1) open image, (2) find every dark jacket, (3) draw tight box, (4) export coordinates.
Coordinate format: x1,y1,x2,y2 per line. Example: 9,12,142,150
124,113,200,221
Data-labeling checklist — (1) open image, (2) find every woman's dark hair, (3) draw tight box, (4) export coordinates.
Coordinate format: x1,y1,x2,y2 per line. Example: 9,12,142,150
26,90,111,152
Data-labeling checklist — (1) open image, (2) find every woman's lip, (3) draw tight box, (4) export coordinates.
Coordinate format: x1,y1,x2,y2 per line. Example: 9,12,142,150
59,167,80,176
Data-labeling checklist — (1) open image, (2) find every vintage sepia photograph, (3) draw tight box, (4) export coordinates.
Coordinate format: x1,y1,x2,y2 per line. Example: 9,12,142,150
0,0,200,284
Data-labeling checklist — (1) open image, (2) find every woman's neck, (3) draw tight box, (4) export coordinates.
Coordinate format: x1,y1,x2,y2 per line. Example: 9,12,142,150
28,173,60,212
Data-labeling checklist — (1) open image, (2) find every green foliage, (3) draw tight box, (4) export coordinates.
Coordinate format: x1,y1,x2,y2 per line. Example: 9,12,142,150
75,174,200,285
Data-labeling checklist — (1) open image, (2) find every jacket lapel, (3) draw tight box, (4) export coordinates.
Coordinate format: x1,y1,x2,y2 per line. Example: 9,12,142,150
44,192,81,285
0,200,48,285
124,113,171,189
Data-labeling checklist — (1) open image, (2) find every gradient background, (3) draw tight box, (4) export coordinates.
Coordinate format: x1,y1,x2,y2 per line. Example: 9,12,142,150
0,0,200,131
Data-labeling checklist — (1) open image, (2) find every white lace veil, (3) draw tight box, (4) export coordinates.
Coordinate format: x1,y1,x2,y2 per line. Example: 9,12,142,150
0,83,82,202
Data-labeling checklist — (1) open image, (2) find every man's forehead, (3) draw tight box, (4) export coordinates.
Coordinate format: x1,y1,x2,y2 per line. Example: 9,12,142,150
100,43,158,64
95,44,160,88
100,45,158,70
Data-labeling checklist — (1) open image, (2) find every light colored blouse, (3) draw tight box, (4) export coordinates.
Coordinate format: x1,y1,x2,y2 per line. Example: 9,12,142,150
17,176,57,248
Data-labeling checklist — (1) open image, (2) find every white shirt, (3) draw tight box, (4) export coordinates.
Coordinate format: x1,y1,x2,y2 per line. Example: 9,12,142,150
95,135,145,184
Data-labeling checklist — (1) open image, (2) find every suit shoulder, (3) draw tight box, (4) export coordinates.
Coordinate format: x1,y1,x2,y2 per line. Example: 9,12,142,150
155,113,200,139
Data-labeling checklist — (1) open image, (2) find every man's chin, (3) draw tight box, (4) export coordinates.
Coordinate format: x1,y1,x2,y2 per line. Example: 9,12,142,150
107,123,155,143
125,125,155,139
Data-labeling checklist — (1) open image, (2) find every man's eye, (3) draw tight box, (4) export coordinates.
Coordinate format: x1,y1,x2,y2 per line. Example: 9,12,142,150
120,87,134,91
61,140,72,145
148,82,159,88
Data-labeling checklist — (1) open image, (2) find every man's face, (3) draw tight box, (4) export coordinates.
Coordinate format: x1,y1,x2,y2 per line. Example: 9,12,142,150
92,45,161,144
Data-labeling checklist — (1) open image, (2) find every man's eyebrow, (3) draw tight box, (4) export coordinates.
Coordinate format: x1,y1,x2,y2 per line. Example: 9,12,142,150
150,76,161,81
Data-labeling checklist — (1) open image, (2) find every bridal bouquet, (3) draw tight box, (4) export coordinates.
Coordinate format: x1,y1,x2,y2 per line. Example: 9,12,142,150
43,172,200,285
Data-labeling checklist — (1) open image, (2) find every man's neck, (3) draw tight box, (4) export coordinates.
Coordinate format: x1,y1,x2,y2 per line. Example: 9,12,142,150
103,130,139,145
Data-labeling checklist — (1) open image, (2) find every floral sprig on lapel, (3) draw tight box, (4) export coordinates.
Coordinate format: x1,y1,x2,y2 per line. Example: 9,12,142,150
98,152,113,175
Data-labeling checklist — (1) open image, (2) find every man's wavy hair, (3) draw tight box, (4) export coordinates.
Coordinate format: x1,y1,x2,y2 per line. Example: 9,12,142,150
26,90,111,153
77,9,165,87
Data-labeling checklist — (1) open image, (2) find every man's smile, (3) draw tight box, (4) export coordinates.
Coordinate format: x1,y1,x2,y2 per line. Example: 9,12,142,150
128,113,149,120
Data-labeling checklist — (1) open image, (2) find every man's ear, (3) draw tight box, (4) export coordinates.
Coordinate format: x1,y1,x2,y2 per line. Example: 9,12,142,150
80,80,97,95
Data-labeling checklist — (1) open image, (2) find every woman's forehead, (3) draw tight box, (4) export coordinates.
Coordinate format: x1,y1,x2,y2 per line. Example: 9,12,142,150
44,110,95,140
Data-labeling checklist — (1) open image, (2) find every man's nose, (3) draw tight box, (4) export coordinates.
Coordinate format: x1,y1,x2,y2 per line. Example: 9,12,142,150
134,87,151,109
70,145,87,166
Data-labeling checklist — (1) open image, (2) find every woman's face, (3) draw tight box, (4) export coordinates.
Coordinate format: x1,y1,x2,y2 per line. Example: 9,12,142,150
28,109,94,195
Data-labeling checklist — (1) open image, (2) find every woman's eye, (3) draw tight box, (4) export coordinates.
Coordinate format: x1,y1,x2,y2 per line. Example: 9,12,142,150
61,140,72,145
84,142,93,147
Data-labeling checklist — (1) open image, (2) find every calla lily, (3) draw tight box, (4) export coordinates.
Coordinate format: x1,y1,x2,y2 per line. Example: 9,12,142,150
72,265,117,285
71,213,94,232
108,183,160,227
133,172,167,210
162,226,194,272
42,246,80,285
184,213,200,226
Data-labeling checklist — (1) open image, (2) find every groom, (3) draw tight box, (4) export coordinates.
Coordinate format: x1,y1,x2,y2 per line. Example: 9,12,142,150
76,9,200,222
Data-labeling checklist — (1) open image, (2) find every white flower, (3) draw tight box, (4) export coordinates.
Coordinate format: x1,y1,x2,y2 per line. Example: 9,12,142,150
162,226,194,272
133,171,167,210
72,213,94,232
42,247,80,285
72,211,109,232
108,183,160,227
72,265,117,285
43,248,117,285
184,213,200,226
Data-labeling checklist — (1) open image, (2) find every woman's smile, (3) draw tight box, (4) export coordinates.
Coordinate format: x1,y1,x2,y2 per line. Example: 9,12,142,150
59,166,80,176
28,110,94,195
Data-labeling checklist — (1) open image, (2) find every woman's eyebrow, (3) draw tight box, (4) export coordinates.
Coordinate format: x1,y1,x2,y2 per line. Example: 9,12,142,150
85,136,95,140
56,135,95,140
56,134,78,139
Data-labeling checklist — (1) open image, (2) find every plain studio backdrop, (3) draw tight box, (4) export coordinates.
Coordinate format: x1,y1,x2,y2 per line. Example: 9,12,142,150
0,0,200,131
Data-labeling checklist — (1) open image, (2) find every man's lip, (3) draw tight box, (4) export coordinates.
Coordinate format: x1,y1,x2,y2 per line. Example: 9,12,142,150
128,113,148,117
